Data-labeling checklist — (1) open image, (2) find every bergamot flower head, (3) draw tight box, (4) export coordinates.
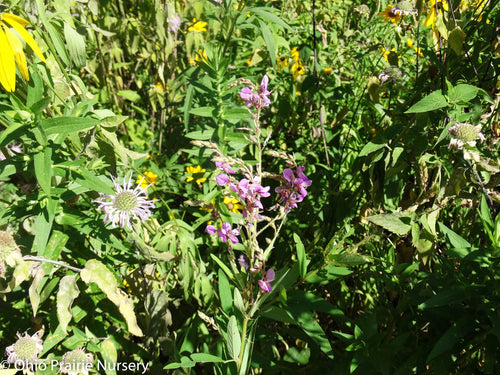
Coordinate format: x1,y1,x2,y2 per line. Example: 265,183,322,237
448,122,485,150
0,229,22,279
0,12,46,92
59,348,94,375
94,172,155,230
5,330,43,366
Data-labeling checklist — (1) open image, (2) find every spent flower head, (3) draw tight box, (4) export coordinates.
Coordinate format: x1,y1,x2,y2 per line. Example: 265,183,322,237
94,173,155,230
448,122,485,150
0,230,22,279
59,348,94,375
5,330,43,366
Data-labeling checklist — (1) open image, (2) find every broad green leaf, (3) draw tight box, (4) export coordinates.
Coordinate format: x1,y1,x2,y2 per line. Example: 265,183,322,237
63,23,86,68
28,266,45,316
418,288,464,309
438,222,471,248
185,129,215,140
101,128,148,163
248,7,294,32
80,260,143,336
448,84,479,104
219,268,233,314
448,26,466,55
427,318,471,361
227,315,241,361
358,136,386,157
57,275,80,333
329,253,372,266
294,233,307,278
405,90,448,113
33,199,56,256
45,21,71,67
366,212,412,235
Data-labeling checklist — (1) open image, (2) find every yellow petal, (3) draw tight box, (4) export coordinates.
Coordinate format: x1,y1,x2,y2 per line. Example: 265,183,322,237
2,13,45,62
3,25,28,81
1,13,29,26
0,25,16,91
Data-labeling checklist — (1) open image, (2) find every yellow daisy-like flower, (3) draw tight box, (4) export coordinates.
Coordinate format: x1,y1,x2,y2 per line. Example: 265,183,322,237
380,5,402,24
424,0,449,28
137,171,158,189
277,56,289,73
0,13,46,92
185,165,206,186
291,47,300,62
323,67,332,74
188,18,207,33
223,196,243,213
291,62,305,81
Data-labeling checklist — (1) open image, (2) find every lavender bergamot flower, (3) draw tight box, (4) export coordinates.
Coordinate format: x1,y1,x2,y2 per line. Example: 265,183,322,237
94,173,155,230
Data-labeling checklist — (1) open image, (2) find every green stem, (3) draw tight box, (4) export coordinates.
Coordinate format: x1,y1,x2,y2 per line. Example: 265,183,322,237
237,316,250,374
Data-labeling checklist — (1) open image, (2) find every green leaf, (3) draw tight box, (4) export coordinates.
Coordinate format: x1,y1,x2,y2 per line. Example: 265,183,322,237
190,353,225,363
405,90,448,113
28,266,45,317
117,90,141,102
233,288,245,314
210,253,234,280
258,20,277,72
294,233,307,278
80,260,143,336
366,212,412,235
248,7,294,32
100,339,118,375
358,136,386,157
448,26,466,55
448,84,479,104
63,23,86,68
438,222,471,248
185,129,215,140
41,117,100,137
418,288,464,309
189,106,215,117
219,268,233,314
45,21,71,67
427,318,471,361
57,275,80,333
33,146,53,195
227,315,241,361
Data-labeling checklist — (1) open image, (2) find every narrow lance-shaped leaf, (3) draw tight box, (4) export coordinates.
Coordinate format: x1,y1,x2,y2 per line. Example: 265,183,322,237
57,275,80,333
80,259,143,336
227,315,241,361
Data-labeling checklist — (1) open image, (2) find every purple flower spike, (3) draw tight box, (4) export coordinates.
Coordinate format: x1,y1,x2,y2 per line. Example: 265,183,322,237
216,173,229,186
206,222,240,244
239,75,272,110
275,166,311,212
258,268,275,293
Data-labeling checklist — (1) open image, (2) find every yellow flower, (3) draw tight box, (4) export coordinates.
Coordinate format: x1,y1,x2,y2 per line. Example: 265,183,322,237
223,196,243,213
155,82,164,90
323,67,332,74
291,47,300,62
381,47,399,65
188,18,207,32
277,56,289,73
291,62,305,81
185,165,206,186
424,0,449,28
137,171,158,189
380,5,402,24
407,38,414,47
0,13,46,92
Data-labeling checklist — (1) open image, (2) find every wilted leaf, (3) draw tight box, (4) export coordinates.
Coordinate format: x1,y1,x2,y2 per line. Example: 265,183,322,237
57,275,80,333
81,260,143,336
29,266,45,316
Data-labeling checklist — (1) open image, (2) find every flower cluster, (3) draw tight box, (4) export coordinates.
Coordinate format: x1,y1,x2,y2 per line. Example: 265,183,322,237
185,165,207,186
216,173,271,222
188,17,207,32
448,122,485,150
240,75,271,109
206,222,240,244
275,166,312,212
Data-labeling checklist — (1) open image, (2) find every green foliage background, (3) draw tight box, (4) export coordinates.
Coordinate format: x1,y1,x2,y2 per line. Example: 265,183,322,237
0,0,499,374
